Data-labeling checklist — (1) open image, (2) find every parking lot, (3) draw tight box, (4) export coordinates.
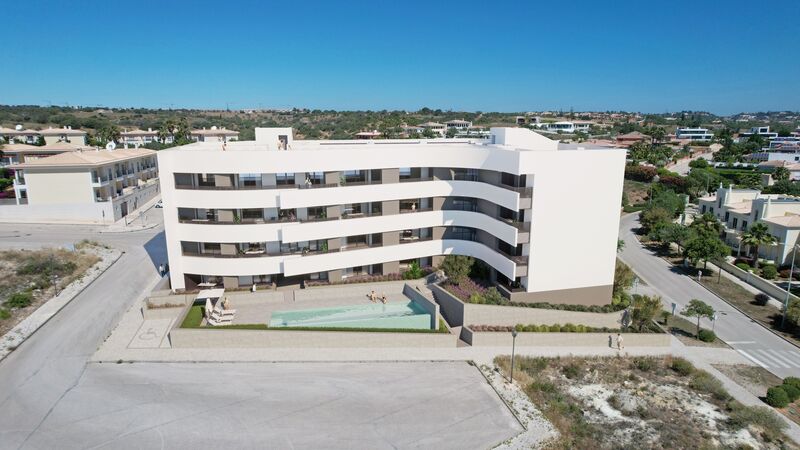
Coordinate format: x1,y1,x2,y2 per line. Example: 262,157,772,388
21,361,522,449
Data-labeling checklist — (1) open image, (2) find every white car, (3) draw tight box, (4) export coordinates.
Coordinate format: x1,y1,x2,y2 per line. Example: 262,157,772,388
155,200,163,208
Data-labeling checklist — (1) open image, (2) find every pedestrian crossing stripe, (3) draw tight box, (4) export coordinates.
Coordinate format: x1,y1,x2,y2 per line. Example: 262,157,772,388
737,349,800,369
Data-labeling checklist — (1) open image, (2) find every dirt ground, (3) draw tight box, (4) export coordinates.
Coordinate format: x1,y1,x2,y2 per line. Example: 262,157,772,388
496,355,796,450
0,243,101,336
713,364,782,399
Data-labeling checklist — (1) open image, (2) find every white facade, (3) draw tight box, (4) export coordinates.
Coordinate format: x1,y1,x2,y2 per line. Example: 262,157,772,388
159,127,625,305
675,127,714,141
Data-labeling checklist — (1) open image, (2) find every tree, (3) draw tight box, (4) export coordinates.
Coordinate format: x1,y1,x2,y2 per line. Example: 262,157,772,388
445,127,457,138
689,213,723,235
628,141,650,163
683,227,729,269
640,207,672,234
421,128,436,139
773,166,790,182
613,260,634,300
741,222,776,269
630,294,662,331
96,125,121,145
648,127,667,146
440,255,474,284
649,222,689,253
617,239,625,253
681,299,715,338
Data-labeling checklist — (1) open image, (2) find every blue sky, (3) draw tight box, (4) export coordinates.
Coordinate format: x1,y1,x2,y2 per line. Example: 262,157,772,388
2,0,798,114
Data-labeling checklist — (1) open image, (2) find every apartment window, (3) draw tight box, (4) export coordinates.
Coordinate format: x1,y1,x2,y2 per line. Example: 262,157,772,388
450,226,476,241
400,199,420,212
307,206,326,219
305,172,323,185
718,198,722,208
453,169,478,181
280,242,301,253
344,266,364,277
345,235,368,248
701,205,706,213
202,243,221,255
399,167,421,180
240,173,261,188
732,218,738,229
344,170,365,184
450,197,473,211
343,203,362,217
742,221,748,230
181,241,200,255
276,173,295,185
241,208,264,221
724,212,730,221
279,208,297,221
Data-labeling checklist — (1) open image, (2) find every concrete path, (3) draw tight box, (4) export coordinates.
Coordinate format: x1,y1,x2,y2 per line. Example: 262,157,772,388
619,213,800,378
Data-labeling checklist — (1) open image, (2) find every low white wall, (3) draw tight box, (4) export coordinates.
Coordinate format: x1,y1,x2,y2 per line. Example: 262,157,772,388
721,260,799,303
465,330,670,347
0,202,114,224
170,328,457,348
431,283,622,328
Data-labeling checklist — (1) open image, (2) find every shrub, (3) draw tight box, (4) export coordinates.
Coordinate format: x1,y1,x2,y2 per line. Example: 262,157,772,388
766,386,790,408
5,291,33,309
698,329,716,342
754,293,770,306
761,265,778,280
0,308,10,320
548,324,561,332
783,377,800,390
671,357,695,376
482,287,506,305
779,268,800,280
624,164,657,182
728,405,787,437
633,358,656,372
562,363,581,380
468,293,484,304
782,384,800,402
736,262,752,272
690,371,731,401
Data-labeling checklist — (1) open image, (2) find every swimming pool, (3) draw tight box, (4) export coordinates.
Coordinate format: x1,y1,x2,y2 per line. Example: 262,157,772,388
268,301,433,330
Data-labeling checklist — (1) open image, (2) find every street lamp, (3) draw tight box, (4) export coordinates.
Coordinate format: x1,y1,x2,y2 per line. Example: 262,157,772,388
783,244,799,328
509,329,518,383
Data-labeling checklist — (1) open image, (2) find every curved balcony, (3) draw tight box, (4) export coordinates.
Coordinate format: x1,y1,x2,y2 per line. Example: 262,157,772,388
180,238,527,281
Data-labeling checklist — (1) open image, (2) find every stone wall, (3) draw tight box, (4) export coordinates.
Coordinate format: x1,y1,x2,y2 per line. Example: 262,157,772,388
720,260,799,303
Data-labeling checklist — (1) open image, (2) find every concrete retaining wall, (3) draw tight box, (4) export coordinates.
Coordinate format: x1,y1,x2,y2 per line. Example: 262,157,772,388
430,283,622,328
170,328,458,348
403,284,440,329
142,306,184,320
720,260,799,303
463,330,670,347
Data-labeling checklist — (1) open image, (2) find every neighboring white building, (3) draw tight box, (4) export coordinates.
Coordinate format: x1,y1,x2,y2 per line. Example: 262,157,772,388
190,126,239,143
0,126,40,145
536,121,591,134
0,142,88,166
121,128,173,147
445,119,472,130
4,148,159,223
417,122,446,136
739,126,779,141
158,127,626,306
698,186,800,265
39,126,88,145
675,127,714,142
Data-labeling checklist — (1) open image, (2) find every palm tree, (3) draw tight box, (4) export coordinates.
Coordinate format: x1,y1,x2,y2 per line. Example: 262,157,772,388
741,222,776,269
690,213,723,234
773,166,790,182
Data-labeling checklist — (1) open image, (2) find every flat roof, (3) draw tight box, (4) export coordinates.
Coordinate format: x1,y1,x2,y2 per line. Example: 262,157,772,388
191,128,239,135
38,127,87,136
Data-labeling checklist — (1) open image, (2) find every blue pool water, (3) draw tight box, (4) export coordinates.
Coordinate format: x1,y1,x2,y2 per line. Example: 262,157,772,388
269,301,433,330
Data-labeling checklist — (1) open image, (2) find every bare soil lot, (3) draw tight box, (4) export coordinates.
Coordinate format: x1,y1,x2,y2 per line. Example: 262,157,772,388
0,242,100,336
496,355,796,449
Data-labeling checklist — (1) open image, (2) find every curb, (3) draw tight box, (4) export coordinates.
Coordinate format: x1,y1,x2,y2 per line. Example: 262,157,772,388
0,249,123,362
473,362,527,431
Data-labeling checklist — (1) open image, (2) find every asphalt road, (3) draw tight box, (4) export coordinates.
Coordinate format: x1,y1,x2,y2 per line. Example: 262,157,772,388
619,213,800,378
0,212,167,449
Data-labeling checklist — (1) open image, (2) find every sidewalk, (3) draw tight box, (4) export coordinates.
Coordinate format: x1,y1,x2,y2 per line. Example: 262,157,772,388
100,194,161,233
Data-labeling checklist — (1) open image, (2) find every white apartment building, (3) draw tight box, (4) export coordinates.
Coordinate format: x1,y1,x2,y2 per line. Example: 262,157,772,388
536,121,591,134
418,122,446,136
120,128,173,146
158,127,625,305
190,126,240,143
445,119,472,130
739,126,779,141
675,127,714,142
0,142,87,166
699,186,800,265
4,148,159,223
0,126,40,144
39,126,88,145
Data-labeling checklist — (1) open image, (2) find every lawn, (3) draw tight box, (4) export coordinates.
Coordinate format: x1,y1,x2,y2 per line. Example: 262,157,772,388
0,244,102,336
663,313,728,347
495,355,794,449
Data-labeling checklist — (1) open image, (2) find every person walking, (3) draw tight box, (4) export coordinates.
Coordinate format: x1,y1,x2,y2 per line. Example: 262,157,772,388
158,264,165,277
617,333,624,351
